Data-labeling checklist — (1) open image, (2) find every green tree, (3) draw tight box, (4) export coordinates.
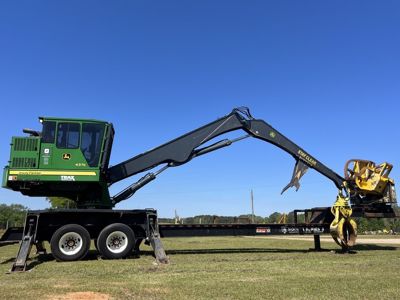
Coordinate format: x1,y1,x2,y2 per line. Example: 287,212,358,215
238,214,264,223
266,212,282,223
0,204,27,228
286,212,305,223
355,218,369,233
46,197,77,209
356,217,386,233
388,219,400,232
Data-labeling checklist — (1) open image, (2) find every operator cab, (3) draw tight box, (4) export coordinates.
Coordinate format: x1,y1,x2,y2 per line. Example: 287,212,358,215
2,117,115,208
39,117,112,170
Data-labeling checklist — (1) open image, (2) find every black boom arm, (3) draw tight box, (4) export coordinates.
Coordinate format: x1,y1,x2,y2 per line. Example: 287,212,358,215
242,119,345,190
107,109,247,183
107,107,345,204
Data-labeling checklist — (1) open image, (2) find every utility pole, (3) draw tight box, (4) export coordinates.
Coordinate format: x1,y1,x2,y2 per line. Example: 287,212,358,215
251,189,255,224
174,209,179,224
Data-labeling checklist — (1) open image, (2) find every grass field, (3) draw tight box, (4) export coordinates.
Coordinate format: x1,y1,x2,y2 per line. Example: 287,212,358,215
0,236,399,299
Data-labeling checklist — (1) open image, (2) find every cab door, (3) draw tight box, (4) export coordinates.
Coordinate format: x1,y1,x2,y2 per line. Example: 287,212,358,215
51,122,87,170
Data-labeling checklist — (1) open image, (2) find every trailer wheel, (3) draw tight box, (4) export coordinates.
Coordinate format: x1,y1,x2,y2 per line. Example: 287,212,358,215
50,224,91,261
97,223,135,259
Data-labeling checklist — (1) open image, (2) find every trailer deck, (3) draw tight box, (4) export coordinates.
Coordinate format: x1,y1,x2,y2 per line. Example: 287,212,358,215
1,205,396,272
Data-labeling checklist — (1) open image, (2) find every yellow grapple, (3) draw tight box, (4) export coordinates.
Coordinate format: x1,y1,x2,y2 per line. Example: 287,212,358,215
330,160,396,249
330,191,357,248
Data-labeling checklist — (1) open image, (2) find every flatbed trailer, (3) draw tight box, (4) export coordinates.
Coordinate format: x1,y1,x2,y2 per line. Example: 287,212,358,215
159,223,329,237
158,222,329,253
0,207,332,272
1,205,396,272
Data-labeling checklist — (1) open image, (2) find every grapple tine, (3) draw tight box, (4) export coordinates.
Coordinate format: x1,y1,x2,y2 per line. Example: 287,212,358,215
330,192,357,250
281,160,309,194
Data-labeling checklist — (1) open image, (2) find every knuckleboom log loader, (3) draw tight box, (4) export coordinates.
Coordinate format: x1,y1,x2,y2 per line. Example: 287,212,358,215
1,107,397,271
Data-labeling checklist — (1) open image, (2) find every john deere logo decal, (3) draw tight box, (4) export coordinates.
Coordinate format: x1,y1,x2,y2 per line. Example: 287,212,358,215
62,153,71,160
269,131,276,138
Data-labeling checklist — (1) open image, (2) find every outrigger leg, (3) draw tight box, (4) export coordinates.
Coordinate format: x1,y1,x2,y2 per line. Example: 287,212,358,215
9,216,38,272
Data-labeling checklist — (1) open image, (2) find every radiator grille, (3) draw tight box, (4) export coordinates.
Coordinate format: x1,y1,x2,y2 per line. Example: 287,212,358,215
13,138,38,151
12,157,37,168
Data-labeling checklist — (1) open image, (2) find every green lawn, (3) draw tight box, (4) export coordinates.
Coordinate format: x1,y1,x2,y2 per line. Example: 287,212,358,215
0,236,399,299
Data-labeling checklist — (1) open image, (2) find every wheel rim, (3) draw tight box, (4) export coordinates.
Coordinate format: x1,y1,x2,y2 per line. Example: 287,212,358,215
59,232,83,256
106,231,128,254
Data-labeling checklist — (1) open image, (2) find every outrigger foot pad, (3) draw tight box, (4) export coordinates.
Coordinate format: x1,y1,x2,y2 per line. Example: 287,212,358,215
149,233,169,264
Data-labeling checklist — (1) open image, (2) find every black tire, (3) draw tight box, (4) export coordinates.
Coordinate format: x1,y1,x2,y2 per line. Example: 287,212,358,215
50,224,91,262
97,223,135,259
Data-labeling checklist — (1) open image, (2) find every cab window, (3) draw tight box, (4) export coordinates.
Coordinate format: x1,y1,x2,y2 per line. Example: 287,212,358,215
81,123,105,167
57,123,80,149
41,121,56,143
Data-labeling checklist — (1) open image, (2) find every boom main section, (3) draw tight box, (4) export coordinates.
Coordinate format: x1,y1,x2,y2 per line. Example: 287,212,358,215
107,107,345,204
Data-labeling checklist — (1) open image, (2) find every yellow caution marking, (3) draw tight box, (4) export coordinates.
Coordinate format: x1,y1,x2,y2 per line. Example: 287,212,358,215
9,170,97,176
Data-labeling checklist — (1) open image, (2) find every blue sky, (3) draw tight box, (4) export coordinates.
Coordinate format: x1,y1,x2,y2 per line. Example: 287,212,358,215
0,1,399,218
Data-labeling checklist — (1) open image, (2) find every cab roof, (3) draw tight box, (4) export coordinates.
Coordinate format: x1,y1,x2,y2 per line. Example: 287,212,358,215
39,116,110,124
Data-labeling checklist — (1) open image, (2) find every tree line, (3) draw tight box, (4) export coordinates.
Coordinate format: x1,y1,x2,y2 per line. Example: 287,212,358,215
0,197,75,229
159,211,400,233
0,204,27,228
1,200,399,233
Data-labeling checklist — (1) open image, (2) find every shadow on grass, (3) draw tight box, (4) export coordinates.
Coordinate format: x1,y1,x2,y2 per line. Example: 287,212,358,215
3,244,398,272
326,243,398,255
1,257,17,264
32,250,142,268
142,248,314,256
3,249,140,272
352,244,398,251
141,243,398,256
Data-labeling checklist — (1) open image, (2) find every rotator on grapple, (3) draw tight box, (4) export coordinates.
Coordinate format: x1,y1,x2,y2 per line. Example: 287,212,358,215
328,160,396,249
2,107,397,250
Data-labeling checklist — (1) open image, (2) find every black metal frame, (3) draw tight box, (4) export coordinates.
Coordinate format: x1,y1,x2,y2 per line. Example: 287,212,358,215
106,108,348,205
107,108,345,188
105,107,397,212
2,205,398,272
159,223,329,237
